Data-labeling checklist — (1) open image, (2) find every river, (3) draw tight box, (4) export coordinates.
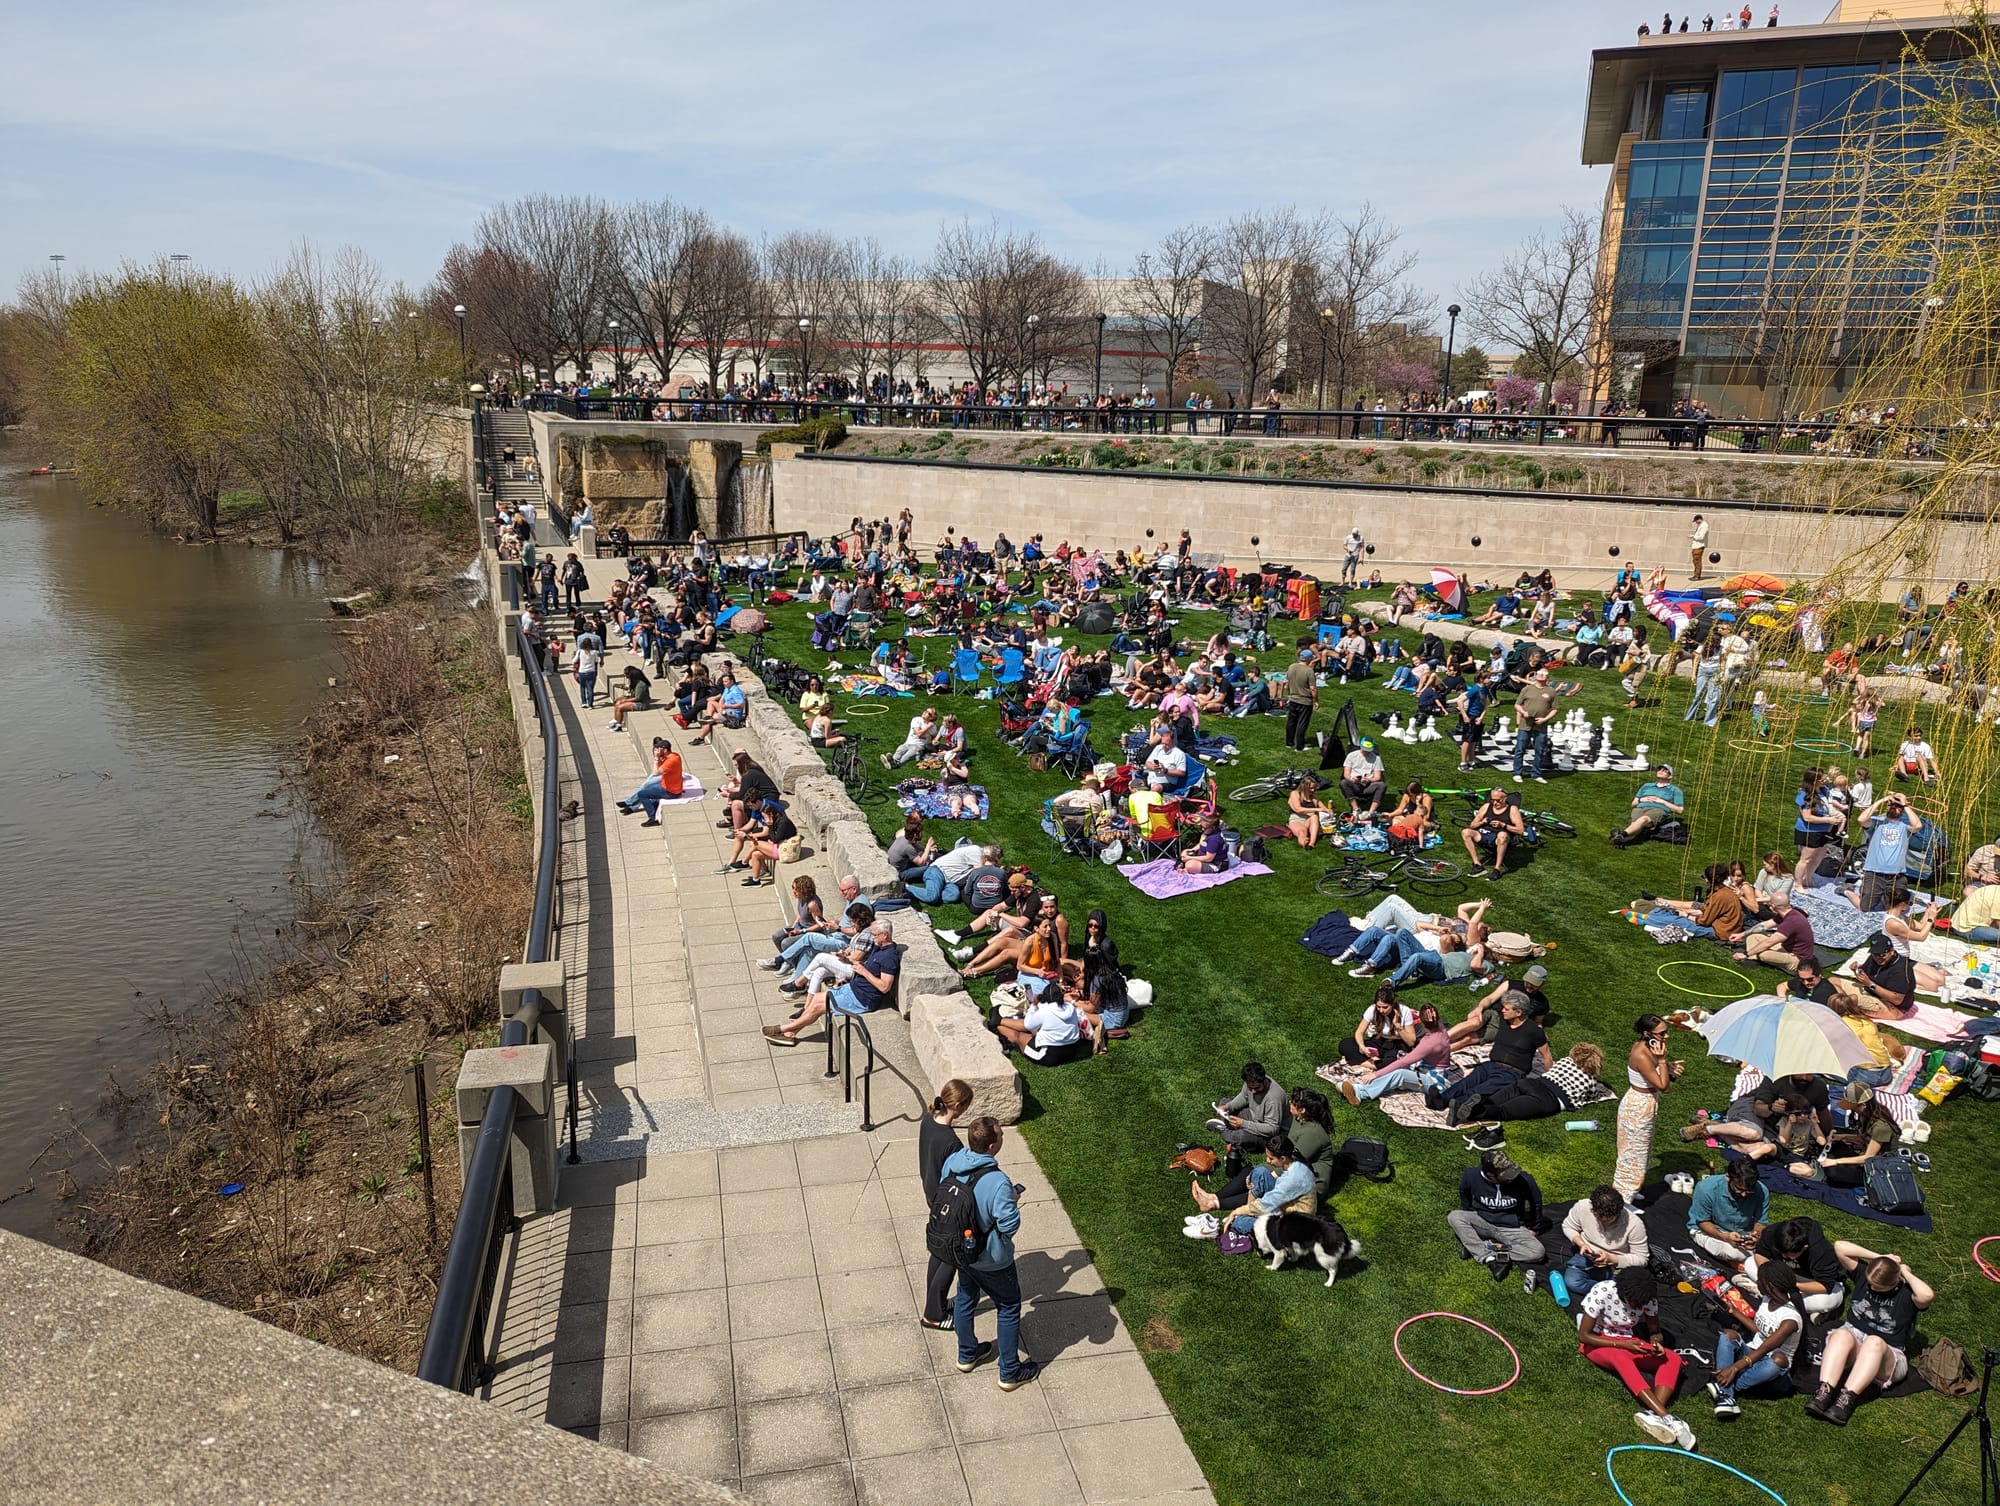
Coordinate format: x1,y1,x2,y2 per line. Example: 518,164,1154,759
0,438,338,1231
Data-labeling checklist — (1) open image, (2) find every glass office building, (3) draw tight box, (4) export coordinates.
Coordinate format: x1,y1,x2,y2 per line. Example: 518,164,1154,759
1583,10,1993,416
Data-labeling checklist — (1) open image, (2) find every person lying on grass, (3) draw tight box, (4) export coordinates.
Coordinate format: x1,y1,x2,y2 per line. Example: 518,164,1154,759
1448,964,1551,1047
1609,764,1684,847
1463,1041,1606,1126
1804,1243,1936,1427
1679,1072,1830,1164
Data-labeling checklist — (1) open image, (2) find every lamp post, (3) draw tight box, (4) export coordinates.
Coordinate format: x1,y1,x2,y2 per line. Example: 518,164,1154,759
608,319,622,390
1913,293,1946,367
1315,306,1336,433
407,308,420,362
796,318,812,413
1442,303,1462,405
453,304,468,402
169,252,191,282
1093,310,1106,406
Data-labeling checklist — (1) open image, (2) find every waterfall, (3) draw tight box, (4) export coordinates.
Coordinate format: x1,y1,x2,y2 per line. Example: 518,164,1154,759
730,459,774,537
661,464,692,540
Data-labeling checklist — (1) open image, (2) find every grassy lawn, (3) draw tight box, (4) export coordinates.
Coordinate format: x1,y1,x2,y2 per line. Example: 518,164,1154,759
746,581,1997,1506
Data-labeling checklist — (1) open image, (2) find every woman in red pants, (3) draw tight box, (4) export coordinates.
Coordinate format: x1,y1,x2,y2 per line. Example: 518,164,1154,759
1578,1267,1696,1451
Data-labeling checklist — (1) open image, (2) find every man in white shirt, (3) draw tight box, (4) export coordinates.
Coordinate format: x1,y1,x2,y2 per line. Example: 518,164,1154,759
1342,529,1366,585
1689,514,1710,580
1145,729,1188,792
1894,728,1937,785
885,707,940,769
1341,738,1387,817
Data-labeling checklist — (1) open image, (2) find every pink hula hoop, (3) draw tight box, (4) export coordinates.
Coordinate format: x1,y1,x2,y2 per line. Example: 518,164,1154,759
1975,1236,2000,1283
1392,1311,1522,1396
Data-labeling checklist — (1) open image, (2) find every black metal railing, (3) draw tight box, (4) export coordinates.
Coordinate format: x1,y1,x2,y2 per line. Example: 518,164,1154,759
511,395,1975,457
823,1008,878,1133
416,608,574,1394
592,528,808,559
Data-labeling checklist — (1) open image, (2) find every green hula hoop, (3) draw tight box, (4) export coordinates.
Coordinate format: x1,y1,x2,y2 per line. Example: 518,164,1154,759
1793,738,1854,754
842,701,893,718
1657,960,1756,1000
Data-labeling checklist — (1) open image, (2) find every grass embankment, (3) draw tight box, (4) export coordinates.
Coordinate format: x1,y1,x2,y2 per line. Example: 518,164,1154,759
748,581,1996,1506
69,604,531,1371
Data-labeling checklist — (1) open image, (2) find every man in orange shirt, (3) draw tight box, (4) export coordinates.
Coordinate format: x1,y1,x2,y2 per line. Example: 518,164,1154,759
618,737,685,825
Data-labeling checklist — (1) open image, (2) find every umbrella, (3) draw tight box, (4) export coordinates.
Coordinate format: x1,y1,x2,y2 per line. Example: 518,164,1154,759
1696,994,1873,1079
1429,567,1465,613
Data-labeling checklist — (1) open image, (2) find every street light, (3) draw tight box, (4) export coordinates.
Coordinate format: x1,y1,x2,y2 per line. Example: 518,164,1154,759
1913,293,1946,367
48,253,64,289
453,304,468,401
169,252,191,281
1442,303,1462,404
406,308,420,361
1093,311,1107,405
1315,306,1336,429
1025,313,1040,396
608,319,622,389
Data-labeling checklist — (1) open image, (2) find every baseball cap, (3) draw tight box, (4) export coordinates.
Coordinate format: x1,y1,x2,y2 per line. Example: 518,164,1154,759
1299,648,1314,660
1839,1080,1876,1108
1523,965,1549,986
1360,738,1376,751
1866,930,1896,956
1481,1150,1521,1182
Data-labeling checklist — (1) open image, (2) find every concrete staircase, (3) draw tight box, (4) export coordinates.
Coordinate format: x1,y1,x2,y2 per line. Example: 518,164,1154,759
483,408,564,547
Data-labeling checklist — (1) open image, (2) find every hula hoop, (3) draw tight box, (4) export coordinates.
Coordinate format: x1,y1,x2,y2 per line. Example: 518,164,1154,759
1656,960,1756,1000
1606,1445,1786,1506
842,701,892,717
1793,738,1854,754
1975,1236,2000,1282
1392,1311,1520,1396
1725,738,1784,755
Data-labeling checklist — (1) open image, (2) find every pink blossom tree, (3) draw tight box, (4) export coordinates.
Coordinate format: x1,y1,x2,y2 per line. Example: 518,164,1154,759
1377,359,1438,403
1494,374,1539,410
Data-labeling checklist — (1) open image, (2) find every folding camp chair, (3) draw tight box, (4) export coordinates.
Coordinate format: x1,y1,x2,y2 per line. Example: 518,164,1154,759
995,646,1027,688
1128,799,1185,862
1046,719,1096,780
951,647,984,695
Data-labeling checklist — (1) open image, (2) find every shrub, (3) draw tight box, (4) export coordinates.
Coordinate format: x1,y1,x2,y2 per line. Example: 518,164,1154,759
755,415,847,454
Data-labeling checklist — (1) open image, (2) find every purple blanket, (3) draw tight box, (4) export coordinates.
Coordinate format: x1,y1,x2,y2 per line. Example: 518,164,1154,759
1117,856,1274,898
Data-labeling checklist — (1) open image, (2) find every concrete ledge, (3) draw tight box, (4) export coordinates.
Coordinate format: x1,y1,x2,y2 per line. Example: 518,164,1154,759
891,915,967,1016
826,819,904,903
910,994,1023,1124
790,774,856,837
0,1229,747,1506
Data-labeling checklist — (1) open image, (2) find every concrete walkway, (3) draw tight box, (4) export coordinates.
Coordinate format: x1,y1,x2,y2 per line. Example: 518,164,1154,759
481,647,1213,1506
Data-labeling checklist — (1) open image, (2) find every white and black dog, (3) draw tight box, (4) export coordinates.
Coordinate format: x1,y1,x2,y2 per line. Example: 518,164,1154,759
1251,1212,1359,1287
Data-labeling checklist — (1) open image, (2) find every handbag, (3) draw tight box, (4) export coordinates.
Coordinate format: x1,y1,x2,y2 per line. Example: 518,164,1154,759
777,835,804,863
1215,1223,1256,1256
1336,1136,1396,1182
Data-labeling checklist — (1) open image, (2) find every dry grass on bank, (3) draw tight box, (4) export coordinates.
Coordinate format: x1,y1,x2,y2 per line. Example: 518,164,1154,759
68,602,532,1372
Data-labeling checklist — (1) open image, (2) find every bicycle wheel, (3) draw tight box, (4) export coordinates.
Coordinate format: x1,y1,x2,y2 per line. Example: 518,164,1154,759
1535,815,1578,838
1230,779,1281,802
1333,863,1384,896
1403,857,1464,888
1313,866,1355,897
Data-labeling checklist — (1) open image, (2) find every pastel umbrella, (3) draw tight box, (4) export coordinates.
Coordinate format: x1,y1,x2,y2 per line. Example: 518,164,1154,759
1696,994,1873,1079
1429,567,1465,613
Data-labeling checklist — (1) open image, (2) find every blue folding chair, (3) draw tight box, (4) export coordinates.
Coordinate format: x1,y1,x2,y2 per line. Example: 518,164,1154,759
996,646,1026,687
1317,622,1344,646
1163,754,1209,802
1047,719,1095,779
951,647,983,694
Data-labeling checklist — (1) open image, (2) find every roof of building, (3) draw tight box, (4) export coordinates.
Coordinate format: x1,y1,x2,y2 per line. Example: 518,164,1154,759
1582,13,1972,164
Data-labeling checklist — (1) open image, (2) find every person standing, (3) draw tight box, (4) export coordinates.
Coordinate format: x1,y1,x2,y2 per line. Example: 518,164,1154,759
1283,649,1319,752
573,637,601,711
1614,1014,1682,1208
560,551,589,613
1689,514,1710,580
1341,529,1365,586
918,1080,975,1330
1511,667,1557,784
942,1118,1040,1390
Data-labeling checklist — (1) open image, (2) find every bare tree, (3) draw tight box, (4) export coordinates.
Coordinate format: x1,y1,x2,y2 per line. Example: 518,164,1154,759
682,227,758,396
1206,206,1332,404
765,230,847,391
1126,223,1217,406
1307,205,1429,409
838,239,932,396
474,194,618,378
1460,208,1602,405
610,199,706,386
431,242,554,384
927,219,1082,397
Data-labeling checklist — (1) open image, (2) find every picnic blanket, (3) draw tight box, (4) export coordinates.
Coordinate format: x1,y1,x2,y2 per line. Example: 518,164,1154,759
1116,856,1273,898
1321,1046,1489,1130
896,783,990,820
1719,1146,1934,1232
833,673,911,697
659,776,705,806
1787,886,1883,953
1728,1064,1925,1130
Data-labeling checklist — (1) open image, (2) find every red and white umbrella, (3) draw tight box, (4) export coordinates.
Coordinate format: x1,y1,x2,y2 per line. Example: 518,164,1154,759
1429,567,1465,614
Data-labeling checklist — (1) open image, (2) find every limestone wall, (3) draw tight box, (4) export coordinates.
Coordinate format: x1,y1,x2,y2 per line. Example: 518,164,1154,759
772,455,1977,594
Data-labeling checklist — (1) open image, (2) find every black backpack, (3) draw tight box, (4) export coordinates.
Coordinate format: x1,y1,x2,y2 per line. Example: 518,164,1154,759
1336,1136,1396,1183
926,1165,1001,1267
1864,1157,1925,1216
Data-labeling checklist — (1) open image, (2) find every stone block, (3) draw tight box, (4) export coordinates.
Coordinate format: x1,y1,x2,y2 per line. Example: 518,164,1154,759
892,919,966,1015
499,960,566,1019
583,469,664,501
455,1042,555,1121
763,726,828,796
826,819,902,903
789,775,856,836
909,994,1022,1124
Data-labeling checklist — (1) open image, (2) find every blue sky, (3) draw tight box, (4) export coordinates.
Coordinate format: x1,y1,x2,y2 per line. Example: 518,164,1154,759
2,2,1626,309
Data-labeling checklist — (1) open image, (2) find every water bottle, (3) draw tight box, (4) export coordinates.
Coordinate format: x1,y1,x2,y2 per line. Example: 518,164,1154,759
1565,1119,1599,1132
1547,1270,1571,1309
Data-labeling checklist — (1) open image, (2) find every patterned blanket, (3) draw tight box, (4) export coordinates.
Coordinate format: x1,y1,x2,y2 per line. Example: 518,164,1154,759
1728,1064,1924,1129
896,783,990,820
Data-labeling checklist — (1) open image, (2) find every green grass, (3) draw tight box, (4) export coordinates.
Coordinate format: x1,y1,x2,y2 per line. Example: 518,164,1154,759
748,585,1997,1506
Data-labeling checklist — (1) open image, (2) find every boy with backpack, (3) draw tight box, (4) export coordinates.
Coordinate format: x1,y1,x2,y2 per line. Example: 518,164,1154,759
930,1118,1039,1390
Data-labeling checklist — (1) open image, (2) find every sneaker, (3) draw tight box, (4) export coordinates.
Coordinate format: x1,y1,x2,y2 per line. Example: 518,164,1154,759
777,981,805,995
932,928,963,945
1712,1397,1740,1420
640,817,660,827
1670,1416,1697,1450
756,959,782,971
1513,774,1523,784
1803,1383,1834,1419
997,1360,1042,1392
1470,1126,1506,1151
949,945,975,962
1486,1255,1512,1283
1533,776,1547,784
879,753,893,769
1329,948,1356,966
955,1341,996,1374
1348,965,1377,979
606,721,623,731
1338,1081,1359,1108
1820,1388,1855,1426
1634,1412,1679,1445
1183,1214,1221,1239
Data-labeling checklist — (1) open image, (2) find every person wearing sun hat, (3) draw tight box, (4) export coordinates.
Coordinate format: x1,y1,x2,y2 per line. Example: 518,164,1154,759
1340,736,1387,818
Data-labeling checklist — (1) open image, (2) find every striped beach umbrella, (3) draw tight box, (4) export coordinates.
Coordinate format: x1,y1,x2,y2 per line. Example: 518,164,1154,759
1696,994,1873,1079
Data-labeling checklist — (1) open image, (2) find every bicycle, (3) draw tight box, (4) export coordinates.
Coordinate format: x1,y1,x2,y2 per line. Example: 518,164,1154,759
1314,842,1463,897
1431,786,1577,838
1229,766,1315,802
829,733,872,797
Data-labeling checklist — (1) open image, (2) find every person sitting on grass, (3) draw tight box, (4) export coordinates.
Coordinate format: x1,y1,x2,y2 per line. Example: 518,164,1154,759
1578,1266,1695,1450
1287,774,1333,849
1648,862,1747,943
1341,983,1416,1068
944,868,1035,952
1461,786,1527,878
762,918,900,1045
959,894,1067,978
1447,1148,1545,1284
1560,1185,1651,1299
1877,887,1950,993
1733,888,1814,974
1340,738,1387,818
1831,930,1919,1019
1205,1062,1287,1150
1805,1243,1936,1426
1686,1159,1770,1269
992,957,1090,1063
1449,964,1550,1048
1385,781,1436,841
616,736,685,825
1075,912,1132,1042
1179,813,1230,875
1892,724,1938,786
1337,1000,1451,1104
1680,1071,1829,1164
1704,1262,1805,1420
1185,1134,1318,1242
1441,990,1551,1124
1743,1216,1846,1318
904,836,986,906
1610,764,1684,848
883,705,942,769
1813,1080,1901,1186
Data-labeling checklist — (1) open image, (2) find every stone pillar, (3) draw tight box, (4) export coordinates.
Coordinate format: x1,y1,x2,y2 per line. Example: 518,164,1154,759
686,438,741,537
455,1042,559,1216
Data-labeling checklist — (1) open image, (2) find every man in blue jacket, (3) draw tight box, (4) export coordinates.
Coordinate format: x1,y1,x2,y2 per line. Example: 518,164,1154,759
941,1118,1040,1390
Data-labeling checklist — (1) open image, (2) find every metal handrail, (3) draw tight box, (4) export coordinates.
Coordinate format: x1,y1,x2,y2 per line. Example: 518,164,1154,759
418,415,573,1390
822,1008,878,1133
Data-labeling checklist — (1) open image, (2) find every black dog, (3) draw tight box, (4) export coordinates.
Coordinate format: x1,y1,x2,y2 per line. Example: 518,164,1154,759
1252,1212,1359,1287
